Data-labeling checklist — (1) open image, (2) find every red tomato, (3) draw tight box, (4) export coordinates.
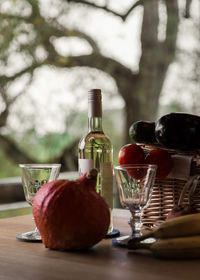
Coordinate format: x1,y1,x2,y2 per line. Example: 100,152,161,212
145,148,173,179
128,167,147,181
118,144,146,180
118,144,145,165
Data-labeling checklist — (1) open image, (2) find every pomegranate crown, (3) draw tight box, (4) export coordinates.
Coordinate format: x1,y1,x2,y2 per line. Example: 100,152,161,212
86,168,98,179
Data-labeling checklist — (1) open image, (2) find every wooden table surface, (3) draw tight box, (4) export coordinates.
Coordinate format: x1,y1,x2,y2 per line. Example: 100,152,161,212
0,209,199,280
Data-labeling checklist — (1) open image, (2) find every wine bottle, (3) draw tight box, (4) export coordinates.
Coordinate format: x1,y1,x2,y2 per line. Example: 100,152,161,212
78,89,113,234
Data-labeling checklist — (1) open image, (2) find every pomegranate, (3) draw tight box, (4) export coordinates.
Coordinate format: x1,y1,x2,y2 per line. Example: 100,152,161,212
33,169,110,251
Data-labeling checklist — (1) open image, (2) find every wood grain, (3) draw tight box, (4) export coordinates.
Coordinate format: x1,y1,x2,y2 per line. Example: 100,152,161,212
0,209,199,280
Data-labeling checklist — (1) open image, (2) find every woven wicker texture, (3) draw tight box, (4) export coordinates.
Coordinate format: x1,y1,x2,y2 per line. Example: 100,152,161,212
140,144,200,225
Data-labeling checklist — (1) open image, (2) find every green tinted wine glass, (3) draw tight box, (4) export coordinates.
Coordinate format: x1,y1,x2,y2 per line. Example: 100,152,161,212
16,163,61,242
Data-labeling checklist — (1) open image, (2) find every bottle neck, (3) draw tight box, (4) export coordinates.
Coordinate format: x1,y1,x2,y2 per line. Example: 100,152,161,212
88,89,103,132
88,117,103,132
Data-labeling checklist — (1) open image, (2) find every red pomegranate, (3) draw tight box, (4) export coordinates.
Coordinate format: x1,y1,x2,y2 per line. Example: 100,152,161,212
33,169,110,251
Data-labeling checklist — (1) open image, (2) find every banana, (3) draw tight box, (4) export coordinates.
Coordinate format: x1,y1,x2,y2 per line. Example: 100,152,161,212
128,213,200,247
129,235,200,259
152,213,200,238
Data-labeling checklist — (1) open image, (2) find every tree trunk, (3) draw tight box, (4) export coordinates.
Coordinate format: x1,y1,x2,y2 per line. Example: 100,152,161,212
120,0,179,143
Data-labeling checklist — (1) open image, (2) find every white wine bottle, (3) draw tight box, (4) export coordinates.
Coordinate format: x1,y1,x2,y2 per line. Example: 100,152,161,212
78,89,114,234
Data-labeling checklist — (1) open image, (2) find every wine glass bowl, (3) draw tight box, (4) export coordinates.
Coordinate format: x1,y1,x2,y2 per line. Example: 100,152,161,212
16,163,61,242
114,164,157,246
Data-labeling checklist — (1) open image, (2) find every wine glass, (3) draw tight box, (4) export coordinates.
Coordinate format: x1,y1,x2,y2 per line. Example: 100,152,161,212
113,164,157,247
16,163,61,242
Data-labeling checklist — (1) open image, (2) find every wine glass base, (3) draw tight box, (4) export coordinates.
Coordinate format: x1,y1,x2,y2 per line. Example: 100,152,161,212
16,230,42,242
112,231,142,248
112,235,156,248
112,235,131,247
105,228,120,239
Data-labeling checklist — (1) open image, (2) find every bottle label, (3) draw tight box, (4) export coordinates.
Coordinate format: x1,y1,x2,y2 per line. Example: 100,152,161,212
100,162,113,209
78,159,94,174
78,159,113,209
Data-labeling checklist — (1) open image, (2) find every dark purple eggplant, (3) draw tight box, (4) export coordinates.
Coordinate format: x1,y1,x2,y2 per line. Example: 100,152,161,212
155,113,200,150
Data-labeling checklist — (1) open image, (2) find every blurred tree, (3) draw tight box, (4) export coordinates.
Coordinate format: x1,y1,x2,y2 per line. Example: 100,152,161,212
0,0,196,170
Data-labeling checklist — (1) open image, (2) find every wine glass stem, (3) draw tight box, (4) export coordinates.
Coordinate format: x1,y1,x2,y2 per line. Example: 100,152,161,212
129,209,142,236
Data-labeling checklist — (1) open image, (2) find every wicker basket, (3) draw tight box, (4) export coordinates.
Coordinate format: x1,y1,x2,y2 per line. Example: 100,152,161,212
140,144,200,226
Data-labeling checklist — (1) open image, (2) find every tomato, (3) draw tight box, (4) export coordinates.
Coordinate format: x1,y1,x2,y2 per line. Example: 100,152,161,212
118,144,146,180
145,148,173,179
118,144,145,165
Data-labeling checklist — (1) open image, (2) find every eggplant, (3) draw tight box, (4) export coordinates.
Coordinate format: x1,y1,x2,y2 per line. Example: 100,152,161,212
155,113,200,150
129,120,157,144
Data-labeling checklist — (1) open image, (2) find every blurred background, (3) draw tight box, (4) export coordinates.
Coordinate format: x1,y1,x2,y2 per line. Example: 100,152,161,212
0,0,199,180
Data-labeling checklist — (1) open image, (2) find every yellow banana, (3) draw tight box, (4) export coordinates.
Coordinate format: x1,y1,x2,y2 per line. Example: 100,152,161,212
152,213,200,239
129,235,200,259
128,213,200,246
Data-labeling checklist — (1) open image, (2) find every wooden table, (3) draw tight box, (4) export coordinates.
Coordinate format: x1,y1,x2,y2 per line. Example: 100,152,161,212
0,209,199,280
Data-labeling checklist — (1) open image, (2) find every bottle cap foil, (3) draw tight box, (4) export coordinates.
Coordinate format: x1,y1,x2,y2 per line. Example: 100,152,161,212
88,89,102,117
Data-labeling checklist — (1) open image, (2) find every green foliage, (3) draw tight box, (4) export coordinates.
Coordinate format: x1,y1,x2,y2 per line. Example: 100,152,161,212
16,129,75,161
104,109,124,166
0,206,32,219
0,149,20,178
0,130,76,178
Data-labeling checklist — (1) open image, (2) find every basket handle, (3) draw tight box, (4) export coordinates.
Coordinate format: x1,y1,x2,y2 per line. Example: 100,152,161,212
178,175,200,206
188,175,200,203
